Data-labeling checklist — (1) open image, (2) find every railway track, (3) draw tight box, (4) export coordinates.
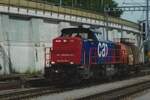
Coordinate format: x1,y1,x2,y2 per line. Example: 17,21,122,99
0,74,43,80
0,87,59,100
77,78,150,100
0,74,46,90
0,86,78,100
0,74,150,100
0,84,94,100
0,66,149,100
0,74,23,81
0,81,21,90
0,74,25,91
0,79,105,100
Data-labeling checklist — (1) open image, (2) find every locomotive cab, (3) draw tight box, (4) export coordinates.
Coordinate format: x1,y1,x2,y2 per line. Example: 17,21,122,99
45,28,96,83
51,28,94,65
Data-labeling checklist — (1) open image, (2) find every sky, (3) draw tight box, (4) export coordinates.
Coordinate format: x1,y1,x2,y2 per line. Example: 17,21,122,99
115,0,146,22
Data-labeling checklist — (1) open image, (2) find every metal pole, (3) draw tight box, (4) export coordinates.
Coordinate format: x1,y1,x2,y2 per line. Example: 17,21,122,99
60,0,62,6
101,0,104,12
146,0,149,40
146,0,150,62
72,0,74,7
104,7,109,41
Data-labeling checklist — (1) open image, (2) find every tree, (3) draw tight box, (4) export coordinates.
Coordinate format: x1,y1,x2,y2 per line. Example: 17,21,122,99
42,0,123,17
106,0,123,17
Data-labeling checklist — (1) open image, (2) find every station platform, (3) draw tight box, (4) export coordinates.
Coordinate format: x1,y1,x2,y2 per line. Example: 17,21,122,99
31,75,150,100
0,88,36,96
134,90,150,100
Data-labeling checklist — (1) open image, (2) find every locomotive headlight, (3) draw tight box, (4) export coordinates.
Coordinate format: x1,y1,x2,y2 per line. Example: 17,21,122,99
55,70,58,73
70,61,74,64
63,40,67,42
51,61,55,64
55,40,61,42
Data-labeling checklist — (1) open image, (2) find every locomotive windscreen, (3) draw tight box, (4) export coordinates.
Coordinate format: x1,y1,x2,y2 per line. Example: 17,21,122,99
61,28,94,39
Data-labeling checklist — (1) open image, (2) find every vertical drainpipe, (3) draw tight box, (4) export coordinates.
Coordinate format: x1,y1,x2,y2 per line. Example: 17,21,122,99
3,15,12,75
6,31,12,74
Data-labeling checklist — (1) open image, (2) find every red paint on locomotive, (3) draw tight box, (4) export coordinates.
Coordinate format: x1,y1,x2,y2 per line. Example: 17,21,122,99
51,37,82,64
116,43,128,64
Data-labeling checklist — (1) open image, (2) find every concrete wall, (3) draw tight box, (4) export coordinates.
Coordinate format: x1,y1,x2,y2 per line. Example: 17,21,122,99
0,14,60,74
0,13,143,74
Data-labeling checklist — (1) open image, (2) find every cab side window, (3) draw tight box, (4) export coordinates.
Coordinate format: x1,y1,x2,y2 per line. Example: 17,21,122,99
88,32,95,41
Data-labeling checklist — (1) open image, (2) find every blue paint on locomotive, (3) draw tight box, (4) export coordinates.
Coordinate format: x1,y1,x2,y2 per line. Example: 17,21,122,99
81,36,116,65
97,41,116,64
82,40,97,64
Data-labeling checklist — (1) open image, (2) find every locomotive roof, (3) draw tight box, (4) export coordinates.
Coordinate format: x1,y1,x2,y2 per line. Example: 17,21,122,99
61,28,116,44
61,28,92,34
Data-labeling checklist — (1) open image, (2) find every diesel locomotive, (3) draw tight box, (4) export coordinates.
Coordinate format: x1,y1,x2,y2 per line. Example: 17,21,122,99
44,27,141,83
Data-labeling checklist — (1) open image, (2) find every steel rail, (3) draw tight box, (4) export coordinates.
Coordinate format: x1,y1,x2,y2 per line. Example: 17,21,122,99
0,0,139,30
77,80,150,100
0,87,65,100
0,74,42,81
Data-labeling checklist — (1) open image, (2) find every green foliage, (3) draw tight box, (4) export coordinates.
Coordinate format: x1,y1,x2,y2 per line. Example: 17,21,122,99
106,0,123,17
43,0,122,17
24,68,42,76
12,67,42,76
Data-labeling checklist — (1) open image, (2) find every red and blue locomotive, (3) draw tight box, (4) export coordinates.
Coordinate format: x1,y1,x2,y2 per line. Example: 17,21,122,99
44,27,140,83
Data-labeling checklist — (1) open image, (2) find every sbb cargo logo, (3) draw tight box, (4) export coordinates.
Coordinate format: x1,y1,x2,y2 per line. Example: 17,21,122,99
98,42,108,57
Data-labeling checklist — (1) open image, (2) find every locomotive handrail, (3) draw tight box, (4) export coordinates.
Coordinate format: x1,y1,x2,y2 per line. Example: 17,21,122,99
44,47,51,67
0,0,139,30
